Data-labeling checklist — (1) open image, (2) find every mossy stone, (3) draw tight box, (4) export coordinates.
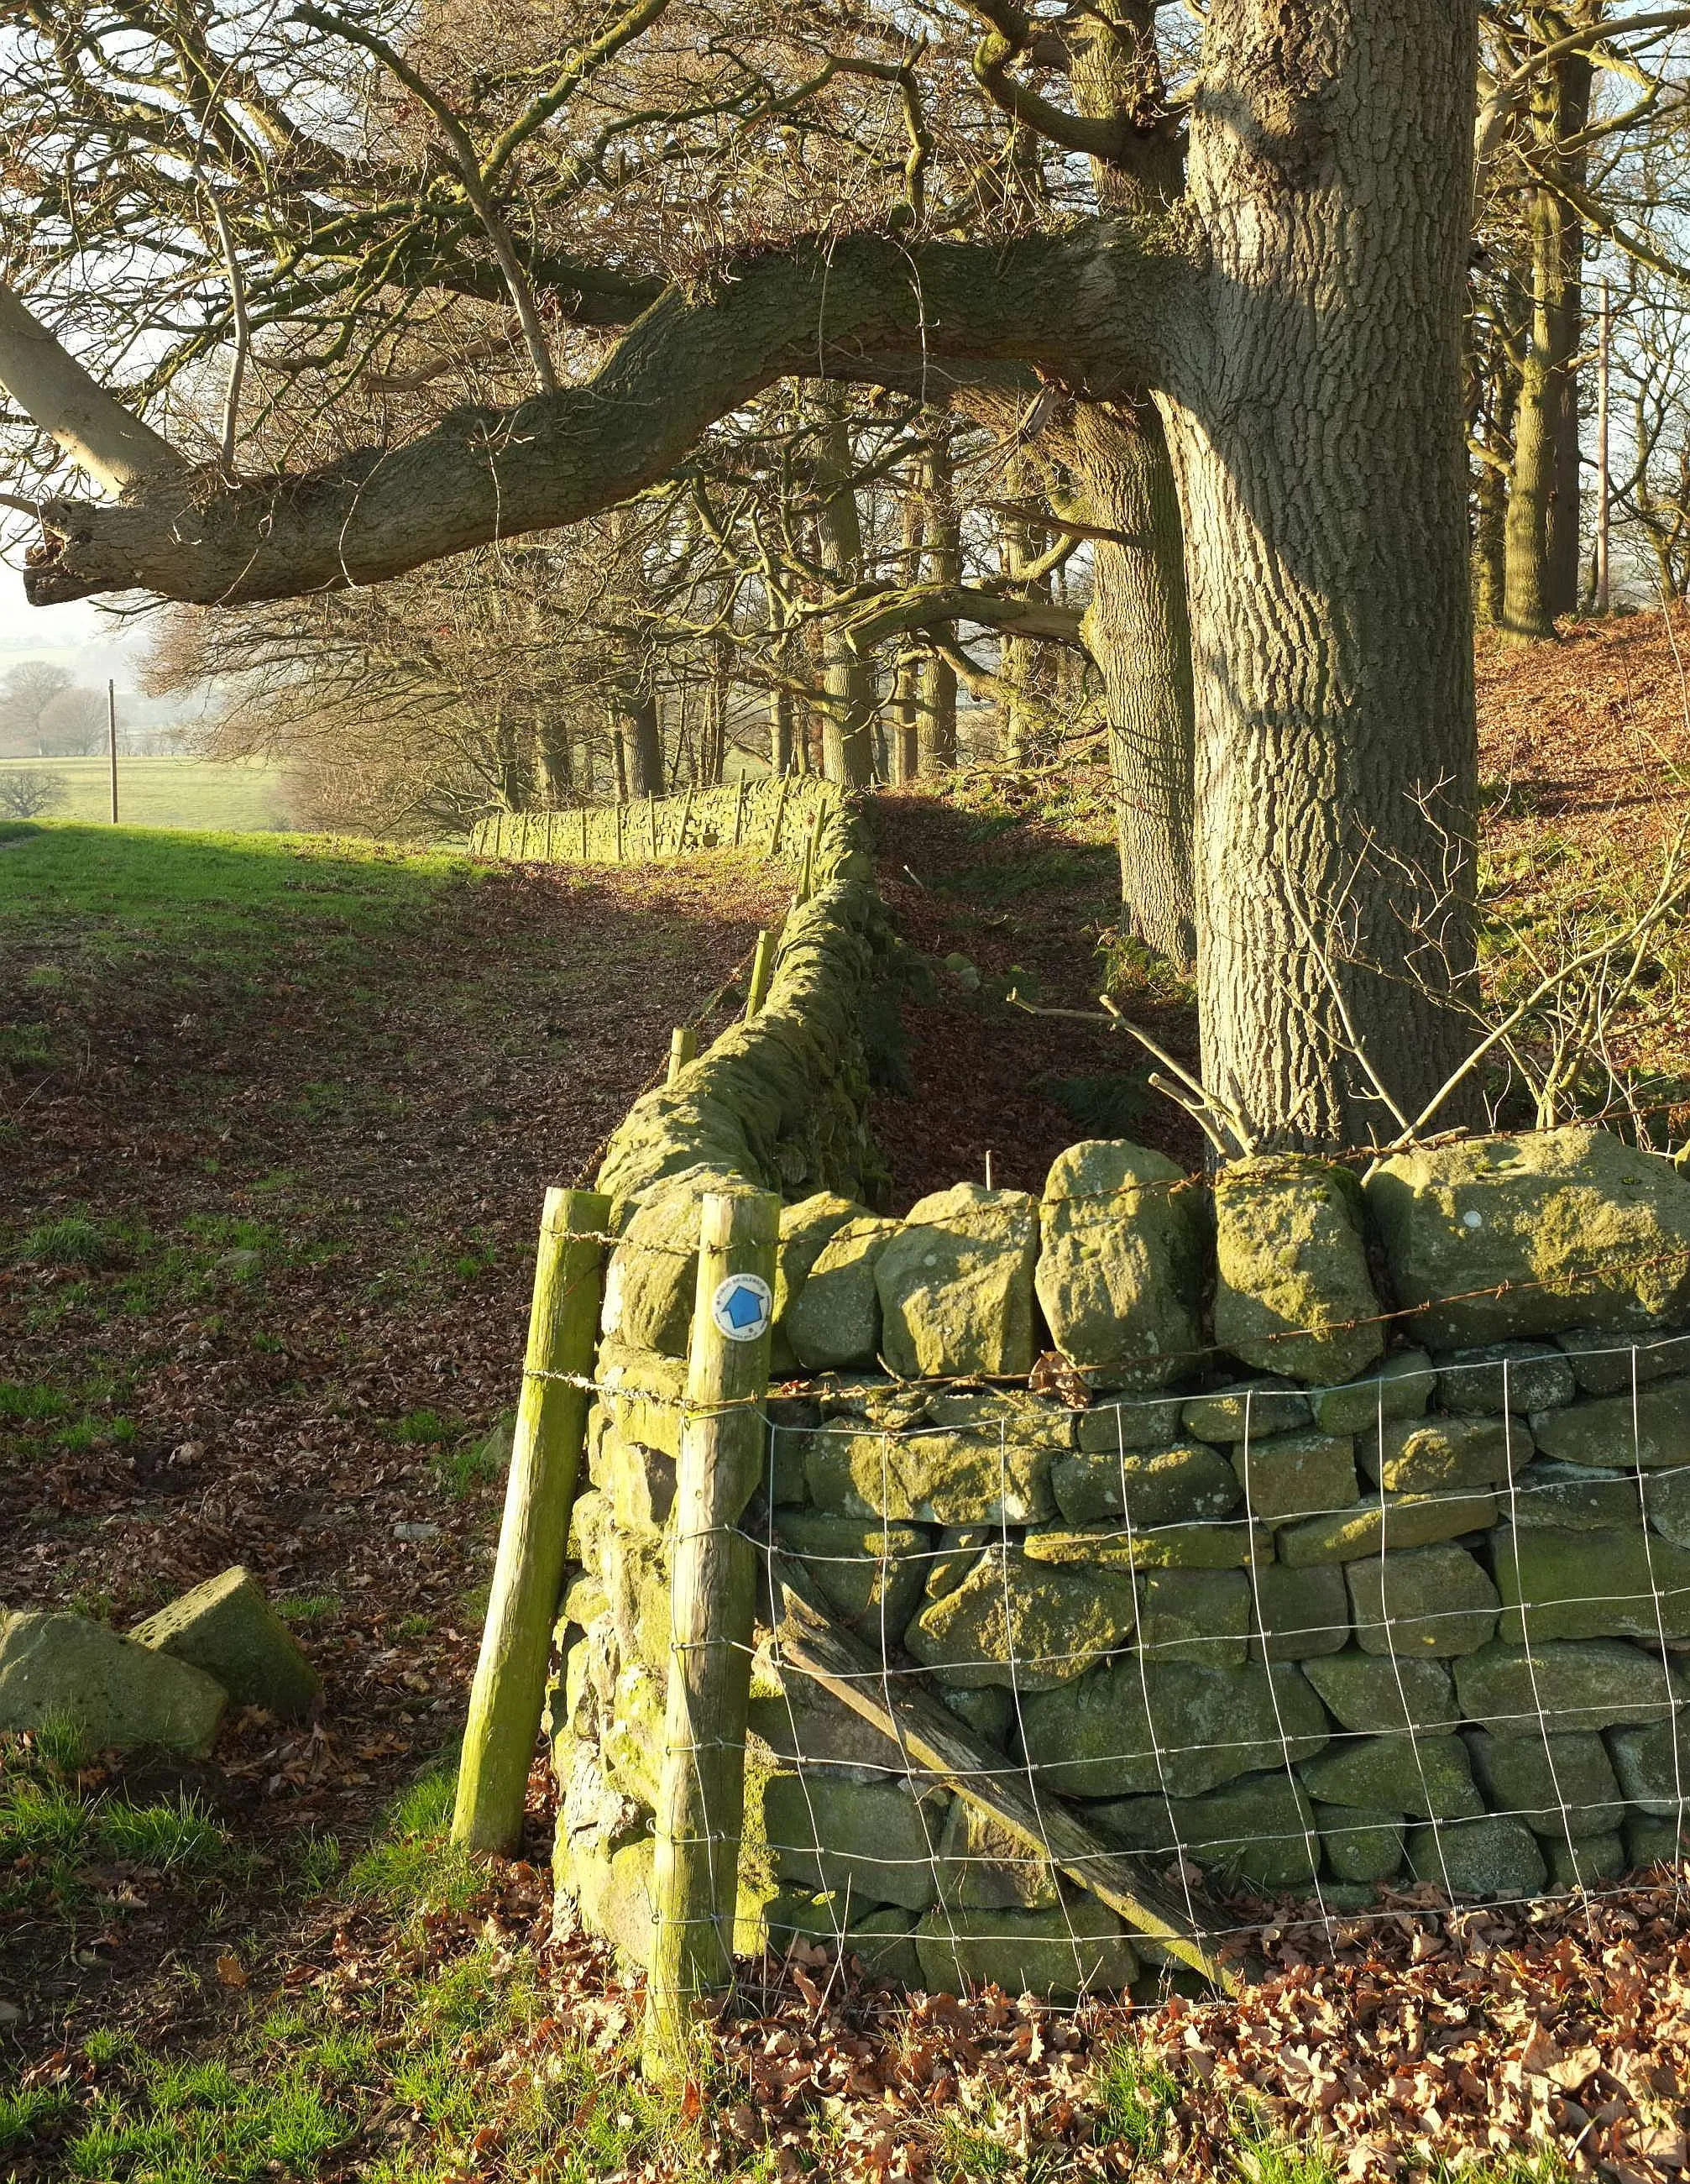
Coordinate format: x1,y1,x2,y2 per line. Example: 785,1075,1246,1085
1405,1815,1546,1898
1608,1719,1690,1817
1298,1734,1483,1821
940,1685,1014,1747
1019,1659,1328,1799
1624,1811,1690,1868
1302,1652,1458,1734
1094,1773,1321,1892
773,1512,930,1637
1528,1381,1690,1472
805,1427,1053,1527
1213,1155,1384,1385
1464,1729,1622,1839
1363,1415,1520,1496
924,1527,996,1604
589,1427,677,1532
1035,1140,1204,1391
1050,1443,1242,1529
1182,1379,1310,1443
1493,1526,1690,1643
600,1663,666,1811
1435,1343,1575,1416
786,1216,897,1371
599,1165,749,1357
1307,1353,1434,1436
877,1184,1040,1380
1510,1461,1643,1532
1074,1396,1188,1452
572,1836,657,1968
1557,1327,1690,1397
1249,1563,1353,1663
1023,1519,1269,1572
847,1909,923,1987
1365,1128,1690,1349
905,1543,1138,1690
1229,1431,1358,1525
0,1610,226,1757
129,1565,320,1722
1346,1543,1499,1658
1454,1638,1688,1737
594,1344,688,1461
1546,1833,1625,1888
1647,1465,1690,1550
772,1193,868,1373
1136,1569,1252,1668
913,1894,1139,2000
1275,1491,1500,1566
935,1798,1060,1910
924,1388,1076,1448
1314,1803,1406,1883
761,1775,949,1910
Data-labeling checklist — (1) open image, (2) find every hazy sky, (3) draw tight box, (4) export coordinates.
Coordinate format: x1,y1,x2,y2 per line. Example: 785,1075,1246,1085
0,568,157,689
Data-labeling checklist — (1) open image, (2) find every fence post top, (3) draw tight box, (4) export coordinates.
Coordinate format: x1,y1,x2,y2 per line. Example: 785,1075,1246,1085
698,1188,780,1249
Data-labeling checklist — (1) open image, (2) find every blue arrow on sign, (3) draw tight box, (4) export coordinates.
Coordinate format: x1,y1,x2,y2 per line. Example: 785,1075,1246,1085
720,1281,765,1330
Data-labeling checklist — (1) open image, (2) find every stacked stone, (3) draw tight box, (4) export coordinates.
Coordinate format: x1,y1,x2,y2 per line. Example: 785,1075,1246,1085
556,1078,1690,1990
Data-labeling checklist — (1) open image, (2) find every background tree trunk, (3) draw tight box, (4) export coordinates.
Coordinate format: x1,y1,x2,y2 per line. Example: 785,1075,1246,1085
1164,0,1481,1150
1075,404,1198,971
812,385,876,787
919,428,959,770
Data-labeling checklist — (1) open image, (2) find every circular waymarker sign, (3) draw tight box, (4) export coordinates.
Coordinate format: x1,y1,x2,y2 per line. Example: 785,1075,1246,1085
710,1271,773,1343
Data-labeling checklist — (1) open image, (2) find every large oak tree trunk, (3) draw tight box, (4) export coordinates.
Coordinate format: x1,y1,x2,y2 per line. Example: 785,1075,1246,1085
1164,0,1481,1150
813,387,876,788
919,429,960,770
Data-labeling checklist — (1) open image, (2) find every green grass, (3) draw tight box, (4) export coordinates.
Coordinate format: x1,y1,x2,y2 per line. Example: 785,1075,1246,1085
0,755,290,832
0,822,479,962
0,1769,247,1913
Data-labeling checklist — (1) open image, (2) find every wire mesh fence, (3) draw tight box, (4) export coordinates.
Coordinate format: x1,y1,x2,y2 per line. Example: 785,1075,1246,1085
603,1334,1690,2013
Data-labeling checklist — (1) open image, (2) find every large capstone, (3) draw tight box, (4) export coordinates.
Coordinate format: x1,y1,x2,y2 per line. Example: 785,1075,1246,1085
1049,1443,1243,1529
599,1165,748,1356
1493,1526,1690,1642
913,1894,1139,2001
1455,1637,1688,1737
786,1215,898,1371
1213,1155,1384,1385
772,1193,869,1373
129,1565,320,1721
1346,1543,1500,1658
876,1184,1039,1379
1035,1139,1204,1390
1364,1128,1690,1349
1018,1659,1328,1799
0,1610,226,1756
1093,1773,1321,1892
904,1543,1138,1689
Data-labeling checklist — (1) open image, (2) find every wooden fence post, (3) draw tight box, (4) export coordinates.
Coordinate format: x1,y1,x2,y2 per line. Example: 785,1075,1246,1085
615,804,625,863
668,1026,698,1083
744,929,776,1019
648,791,657,859
643,1190,778,2079
452,1185,611,1854
732,783,746,847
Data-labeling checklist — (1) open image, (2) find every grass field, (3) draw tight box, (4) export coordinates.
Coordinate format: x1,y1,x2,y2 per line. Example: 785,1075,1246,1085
0,754,291,831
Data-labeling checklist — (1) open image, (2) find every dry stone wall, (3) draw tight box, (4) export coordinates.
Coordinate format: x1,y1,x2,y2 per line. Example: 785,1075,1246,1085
545,797,1690,1995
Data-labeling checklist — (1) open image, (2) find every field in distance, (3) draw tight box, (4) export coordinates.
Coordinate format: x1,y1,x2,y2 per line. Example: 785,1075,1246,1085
0,753,292,831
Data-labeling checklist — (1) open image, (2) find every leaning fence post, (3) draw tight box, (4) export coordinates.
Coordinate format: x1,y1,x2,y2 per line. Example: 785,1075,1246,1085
744,929,776,1019
668,1026,698,1082
452,1185,612,1854
643,1189,778,2080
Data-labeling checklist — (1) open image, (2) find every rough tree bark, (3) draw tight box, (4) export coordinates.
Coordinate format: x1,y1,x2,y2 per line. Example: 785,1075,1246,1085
811,385,878,788
1159,0,1480,1148
920,427,960,771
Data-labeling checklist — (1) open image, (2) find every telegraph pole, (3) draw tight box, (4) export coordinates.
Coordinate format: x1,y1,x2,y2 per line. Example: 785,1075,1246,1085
107,678,118,822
